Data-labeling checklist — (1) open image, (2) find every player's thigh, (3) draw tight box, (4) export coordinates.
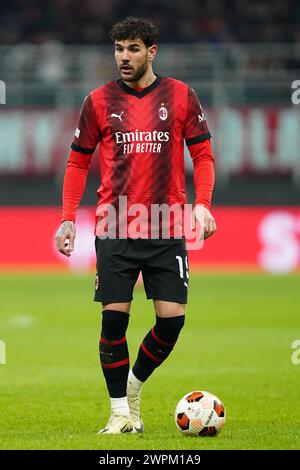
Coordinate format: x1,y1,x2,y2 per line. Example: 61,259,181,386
142,238,189,305
153,300,186,317
102,302,131,314
94,237,140,304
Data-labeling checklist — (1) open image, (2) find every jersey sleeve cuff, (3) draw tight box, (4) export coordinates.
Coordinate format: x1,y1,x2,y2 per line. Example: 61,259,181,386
194,201,211,210
61,216,76,223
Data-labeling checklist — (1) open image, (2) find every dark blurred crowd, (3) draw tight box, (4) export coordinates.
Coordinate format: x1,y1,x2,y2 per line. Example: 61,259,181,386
1,0,300,45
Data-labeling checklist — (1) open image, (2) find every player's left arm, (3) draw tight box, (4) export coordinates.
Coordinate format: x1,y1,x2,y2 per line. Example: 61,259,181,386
183,86,216,239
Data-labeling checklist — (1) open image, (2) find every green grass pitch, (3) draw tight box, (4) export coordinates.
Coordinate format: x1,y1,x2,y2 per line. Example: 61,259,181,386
0,272,300,450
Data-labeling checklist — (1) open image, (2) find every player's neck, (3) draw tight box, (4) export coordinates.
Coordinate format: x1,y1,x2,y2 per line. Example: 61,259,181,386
123,69,157,90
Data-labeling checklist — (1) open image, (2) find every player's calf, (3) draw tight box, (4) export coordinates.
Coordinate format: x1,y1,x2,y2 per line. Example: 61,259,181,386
128,315,185,432
132,315,185,382
98,310,132,432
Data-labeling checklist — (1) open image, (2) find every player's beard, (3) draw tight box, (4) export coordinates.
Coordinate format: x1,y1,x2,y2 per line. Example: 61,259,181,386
119,59,148,83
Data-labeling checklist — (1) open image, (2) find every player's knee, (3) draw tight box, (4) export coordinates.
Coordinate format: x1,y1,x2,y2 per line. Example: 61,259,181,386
101,310,130,339
155,314,185,343
154,300,186,317
102,302,131,313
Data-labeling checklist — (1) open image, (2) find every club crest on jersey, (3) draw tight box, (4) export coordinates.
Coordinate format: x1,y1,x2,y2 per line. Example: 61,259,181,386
158,104,168,121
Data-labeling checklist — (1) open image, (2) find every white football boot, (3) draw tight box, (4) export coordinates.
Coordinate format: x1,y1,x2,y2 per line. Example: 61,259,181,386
127,373,144,433
98,411,135,435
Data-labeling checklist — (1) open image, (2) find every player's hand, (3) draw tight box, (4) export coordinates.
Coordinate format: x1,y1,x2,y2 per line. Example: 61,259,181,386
191,205,217,240
55,221,76,257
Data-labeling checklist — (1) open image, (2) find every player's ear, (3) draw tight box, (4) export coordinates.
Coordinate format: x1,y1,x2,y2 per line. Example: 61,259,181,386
148,45,157,62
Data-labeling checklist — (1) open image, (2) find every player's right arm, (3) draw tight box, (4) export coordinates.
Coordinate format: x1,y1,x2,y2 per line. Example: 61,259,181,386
55,93,101,257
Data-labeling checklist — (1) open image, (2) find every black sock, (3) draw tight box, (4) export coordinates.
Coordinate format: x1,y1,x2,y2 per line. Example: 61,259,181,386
132,315,185,382
99,310,130,398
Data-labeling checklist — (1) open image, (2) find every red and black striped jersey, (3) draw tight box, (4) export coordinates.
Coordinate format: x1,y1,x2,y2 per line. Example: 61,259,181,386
71,75,211,210
62,75,215,236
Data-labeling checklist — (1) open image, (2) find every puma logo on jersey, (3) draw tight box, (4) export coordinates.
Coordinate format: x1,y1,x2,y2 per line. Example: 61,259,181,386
111,111,124,122
198,104,206,122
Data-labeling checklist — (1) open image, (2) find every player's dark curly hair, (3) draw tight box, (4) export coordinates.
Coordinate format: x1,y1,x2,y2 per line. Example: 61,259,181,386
110,17,158,47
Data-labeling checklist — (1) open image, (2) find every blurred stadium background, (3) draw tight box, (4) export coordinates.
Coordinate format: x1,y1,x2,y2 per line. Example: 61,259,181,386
1,0,300,273
1,0,300,451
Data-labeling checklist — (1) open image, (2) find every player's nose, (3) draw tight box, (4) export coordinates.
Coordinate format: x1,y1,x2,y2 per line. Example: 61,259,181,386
121,50,130,61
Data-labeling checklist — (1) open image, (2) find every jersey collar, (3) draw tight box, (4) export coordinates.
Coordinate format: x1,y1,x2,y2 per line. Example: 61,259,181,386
116,75,161,98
